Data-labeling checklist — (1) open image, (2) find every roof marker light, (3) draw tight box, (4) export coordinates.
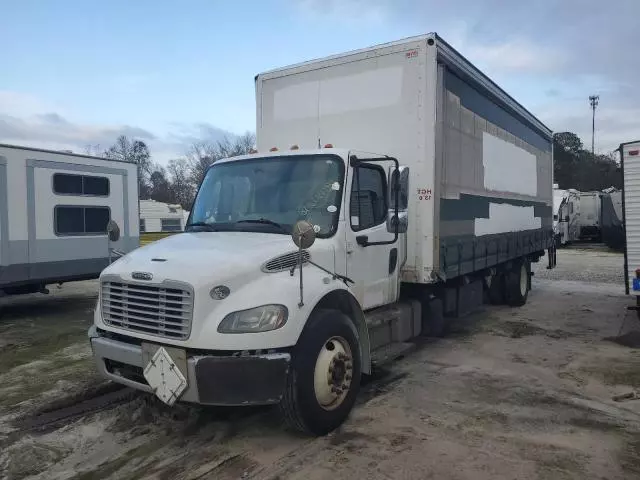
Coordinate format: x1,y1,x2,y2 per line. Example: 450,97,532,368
290,144,299,150
269,147,278,152
324,143,333,148
630,150,639,156
249,148,258,154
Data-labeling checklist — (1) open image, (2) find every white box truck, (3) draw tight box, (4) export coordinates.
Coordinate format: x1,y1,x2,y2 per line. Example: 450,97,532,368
577,191,603,241
88,33,556,435
0,143,139,296
620,140,640,315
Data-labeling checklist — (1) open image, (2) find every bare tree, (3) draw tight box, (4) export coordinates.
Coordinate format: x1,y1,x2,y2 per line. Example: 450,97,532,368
186,132,256,187
104,135,152,197
167,158,195,209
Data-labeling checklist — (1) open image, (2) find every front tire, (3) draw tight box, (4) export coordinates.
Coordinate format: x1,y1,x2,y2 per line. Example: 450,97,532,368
279,309,362,436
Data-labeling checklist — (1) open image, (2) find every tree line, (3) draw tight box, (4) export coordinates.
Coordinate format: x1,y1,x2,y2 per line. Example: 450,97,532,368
553,131,621,191
88,132,255,211
90,129,620,212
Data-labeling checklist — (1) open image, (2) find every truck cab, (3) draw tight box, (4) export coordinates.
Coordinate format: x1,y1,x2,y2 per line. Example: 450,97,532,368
89,147,412,435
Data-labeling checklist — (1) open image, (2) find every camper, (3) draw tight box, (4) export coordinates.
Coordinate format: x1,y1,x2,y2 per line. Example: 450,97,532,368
620,140,640,315
139,199,187,233
88,33,555,435
0,144,139,296
577,191,602,241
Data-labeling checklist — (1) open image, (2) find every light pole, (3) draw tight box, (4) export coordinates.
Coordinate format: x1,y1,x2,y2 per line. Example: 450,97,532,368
589,95,599,154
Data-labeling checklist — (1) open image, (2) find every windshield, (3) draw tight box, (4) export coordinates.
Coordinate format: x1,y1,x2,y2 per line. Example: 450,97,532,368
188,154,345,237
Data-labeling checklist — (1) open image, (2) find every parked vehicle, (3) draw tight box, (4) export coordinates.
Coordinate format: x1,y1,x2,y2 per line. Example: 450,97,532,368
601,188,624,251
577,191,603,241
620,140,640,316
0,143,139,296
88,33,556,435
555,189,580,246
139,199,187,233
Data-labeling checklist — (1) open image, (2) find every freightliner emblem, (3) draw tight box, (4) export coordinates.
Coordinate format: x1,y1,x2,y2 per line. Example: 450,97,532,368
132,271,153,281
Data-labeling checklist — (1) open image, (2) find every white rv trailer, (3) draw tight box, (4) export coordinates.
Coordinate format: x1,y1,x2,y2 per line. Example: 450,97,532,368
139,199,187,233
621,140,640,315
0,143,139,296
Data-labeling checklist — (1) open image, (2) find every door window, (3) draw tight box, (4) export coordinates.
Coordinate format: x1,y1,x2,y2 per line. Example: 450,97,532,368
350,165,387,231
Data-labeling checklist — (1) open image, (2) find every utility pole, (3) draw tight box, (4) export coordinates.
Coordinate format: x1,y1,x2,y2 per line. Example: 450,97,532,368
589,95,599,154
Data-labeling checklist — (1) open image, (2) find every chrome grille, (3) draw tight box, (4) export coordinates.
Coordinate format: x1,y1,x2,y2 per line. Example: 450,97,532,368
262,251,310,273
101,280,193,340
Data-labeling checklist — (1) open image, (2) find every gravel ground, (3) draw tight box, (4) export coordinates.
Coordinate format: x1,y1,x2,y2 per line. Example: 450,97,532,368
1,247,640,480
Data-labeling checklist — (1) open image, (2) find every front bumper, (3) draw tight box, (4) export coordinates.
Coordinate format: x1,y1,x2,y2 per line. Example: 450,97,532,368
88,326,291,406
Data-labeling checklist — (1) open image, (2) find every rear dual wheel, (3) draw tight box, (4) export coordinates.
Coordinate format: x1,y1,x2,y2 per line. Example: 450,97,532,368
488,259,530,307
505,260,530,307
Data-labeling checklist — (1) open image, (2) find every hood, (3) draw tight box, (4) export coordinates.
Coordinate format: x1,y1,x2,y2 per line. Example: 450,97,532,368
103,231,321,286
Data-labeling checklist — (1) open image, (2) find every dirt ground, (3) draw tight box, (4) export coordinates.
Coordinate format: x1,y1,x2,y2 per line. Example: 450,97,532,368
1,246,640,480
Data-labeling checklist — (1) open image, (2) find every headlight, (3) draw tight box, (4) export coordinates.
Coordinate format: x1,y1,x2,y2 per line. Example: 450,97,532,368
217,305,288,333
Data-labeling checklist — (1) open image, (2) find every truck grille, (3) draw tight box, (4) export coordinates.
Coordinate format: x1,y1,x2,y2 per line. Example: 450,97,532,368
101,280,193,340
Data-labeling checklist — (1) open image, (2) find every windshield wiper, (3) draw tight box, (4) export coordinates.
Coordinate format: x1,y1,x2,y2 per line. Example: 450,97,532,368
235,218,289,234
185,222,218,231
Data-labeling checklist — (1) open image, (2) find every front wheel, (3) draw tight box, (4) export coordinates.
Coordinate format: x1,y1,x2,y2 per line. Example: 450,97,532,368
279,309,362,436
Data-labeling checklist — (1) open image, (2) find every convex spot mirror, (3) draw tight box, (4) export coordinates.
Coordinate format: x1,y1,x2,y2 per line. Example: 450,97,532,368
107,220,120,242
292,220,316,249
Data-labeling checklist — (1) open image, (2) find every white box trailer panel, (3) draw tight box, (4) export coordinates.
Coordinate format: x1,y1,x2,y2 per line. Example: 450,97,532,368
0,144,139,292
622,140,640,293
256,33,554,284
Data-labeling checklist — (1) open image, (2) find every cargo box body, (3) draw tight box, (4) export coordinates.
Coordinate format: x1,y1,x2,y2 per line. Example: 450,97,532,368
621,140,640,294
256,33,554,285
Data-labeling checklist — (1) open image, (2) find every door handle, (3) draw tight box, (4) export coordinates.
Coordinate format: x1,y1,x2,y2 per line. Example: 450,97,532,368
356,235,369,247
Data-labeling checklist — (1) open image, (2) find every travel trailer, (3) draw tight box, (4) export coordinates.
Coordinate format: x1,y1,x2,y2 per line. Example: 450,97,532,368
0,144,139,296
139,199,187,233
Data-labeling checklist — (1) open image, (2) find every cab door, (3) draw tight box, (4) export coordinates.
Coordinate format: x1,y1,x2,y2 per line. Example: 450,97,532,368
345,159,397,310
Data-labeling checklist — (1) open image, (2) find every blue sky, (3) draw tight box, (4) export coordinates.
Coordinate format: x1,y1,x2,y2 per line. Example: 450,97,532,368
1,0,638,162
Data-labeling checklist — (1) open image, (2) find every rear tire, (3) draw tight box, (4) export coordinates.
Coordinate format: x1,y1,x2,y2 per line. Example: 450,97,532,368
505,260,530,307
279,309,362,436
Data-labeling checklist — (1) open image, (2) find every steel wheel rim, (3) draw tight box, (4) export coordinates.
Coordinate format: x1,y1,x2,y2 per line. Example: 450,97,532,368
520,264,528,296
313,336,353,411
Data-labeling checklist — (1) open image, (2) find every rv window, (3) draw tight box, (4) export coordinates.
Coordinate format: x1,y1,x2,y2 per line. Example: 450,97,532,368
161,218,182,232
55,206,110,235
140,219,146,233
53,173,109,196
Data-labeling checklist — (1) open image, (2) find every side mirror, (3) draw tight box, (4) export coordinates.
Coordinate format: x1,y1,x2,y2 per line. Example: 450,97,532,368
388,165,409,234
387,211,408,234
389,166,410,211
107,220,120,242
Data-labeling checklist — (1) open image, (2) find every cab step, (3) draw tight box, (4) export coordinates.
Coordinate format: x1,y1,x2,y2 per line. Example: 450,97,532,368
371,342,416,368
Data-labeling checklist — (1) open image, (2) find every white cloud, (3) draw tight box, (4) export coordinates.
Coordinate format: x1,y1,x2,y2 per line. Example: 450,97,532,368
0,90,238,164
